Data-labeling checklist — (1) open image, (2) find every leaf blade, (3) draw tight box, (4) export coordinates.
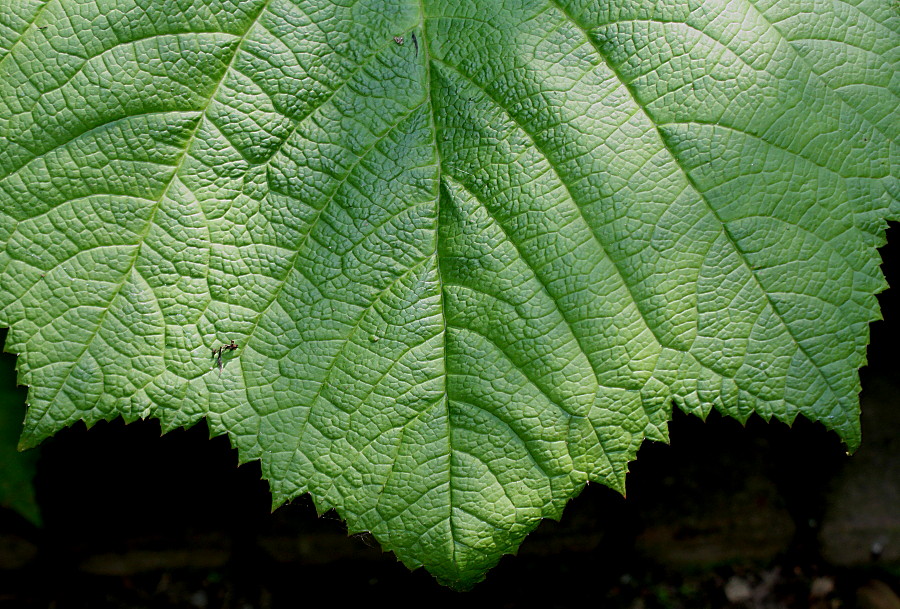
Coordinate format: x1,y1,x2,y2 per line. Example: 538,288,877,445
0,0,895,588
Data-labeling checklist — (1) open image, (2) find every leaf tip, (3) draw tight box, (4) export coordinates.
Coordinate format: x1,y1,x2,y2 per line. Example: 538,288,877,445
270,494,288,513
842,432,861,455
16,433,39,452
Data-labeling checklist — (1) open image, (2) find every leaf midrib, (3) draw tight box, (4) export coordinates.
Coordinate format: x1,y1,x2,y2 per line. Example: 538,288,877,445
416,0,461,573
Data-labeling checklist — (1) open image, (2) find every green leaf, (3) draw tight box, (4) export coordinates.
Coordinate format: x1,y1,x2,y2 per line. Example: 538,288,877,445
0,0,895,588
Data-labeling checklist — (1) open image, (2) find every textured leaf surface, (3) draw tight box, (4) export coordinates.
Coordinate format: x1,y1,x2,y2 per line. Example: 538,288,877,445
0,0,896,588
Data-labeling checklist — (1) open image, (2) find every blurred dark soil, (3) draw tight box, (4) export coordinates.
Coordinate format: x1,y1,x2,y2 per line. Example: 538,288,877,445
0,234,897,608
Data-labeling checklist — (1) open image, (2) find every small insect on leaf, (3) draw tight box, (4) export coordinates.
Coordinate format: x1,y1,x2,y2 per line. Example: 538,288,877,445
211,340,239,372
351,531,377,548
393,36,404,45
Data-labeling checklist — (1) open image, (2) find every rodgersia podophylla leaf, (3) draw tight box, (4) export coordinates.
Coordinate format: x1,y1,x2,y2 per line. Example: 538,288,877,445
0,0,896,588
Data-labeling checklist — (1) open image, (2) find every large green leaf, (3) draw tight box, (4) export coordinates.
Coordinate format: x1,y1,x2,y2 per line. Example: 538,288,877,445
0,0,895,588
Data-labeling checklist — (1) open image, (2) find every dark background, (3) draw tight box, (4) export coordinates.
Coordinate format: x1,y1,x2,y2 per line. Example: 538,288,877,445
0,225,897,608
